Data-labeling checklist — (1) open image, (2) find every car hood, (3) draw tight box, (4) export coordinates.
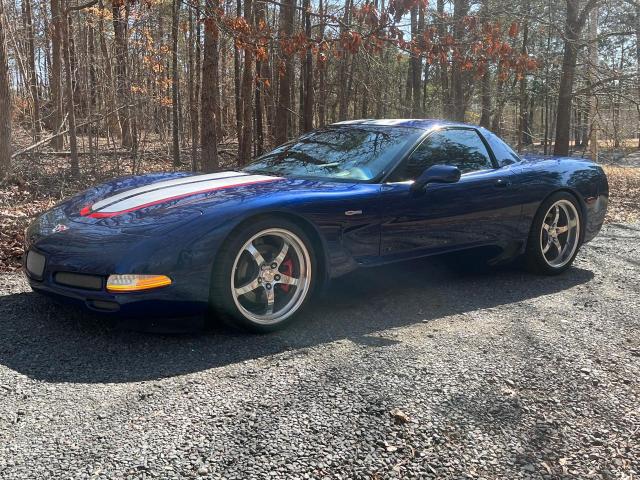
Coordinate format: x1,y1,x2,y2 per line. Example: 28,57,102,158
61,170,285,223
25,172,281,242
27,170,374,246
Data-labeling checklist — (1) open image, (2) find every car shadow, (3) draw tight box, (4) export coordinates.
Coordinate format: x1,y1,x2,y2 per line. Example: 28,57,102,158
0,259,594,384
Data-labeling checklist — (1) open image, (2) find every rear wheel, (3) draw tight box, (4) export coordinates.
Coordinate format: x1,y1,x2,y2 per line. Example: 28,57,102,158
210,219,316,332
525,192,582,275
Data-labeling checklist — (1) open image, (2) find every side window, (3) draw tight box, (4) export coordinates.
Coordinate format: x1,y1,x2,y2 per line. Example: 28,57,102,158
481,129,520,166
388,129,494,182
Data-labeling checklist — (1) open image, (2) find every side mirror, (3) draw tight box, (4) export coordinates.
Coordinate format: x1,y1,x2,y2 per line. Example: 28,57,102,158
410,164,461,193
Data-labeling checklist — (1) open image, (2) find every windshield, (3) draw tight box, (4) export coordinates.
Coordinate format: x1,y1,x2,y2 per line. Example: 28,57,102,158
243,126,422,182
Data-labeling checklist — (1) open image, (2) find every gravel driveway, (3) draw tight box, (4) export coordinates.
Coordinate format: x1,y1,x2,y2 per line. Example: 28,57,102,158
0,223,639,479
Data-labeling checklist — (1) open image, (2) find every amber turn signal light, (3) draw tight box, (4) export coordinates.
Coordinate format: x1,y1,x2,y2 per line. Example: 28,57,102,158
106,274,172,292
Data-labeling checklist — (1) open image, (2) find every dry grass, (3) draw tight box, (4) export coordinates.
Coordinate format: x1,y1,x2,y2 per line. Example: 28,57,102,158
603,165,640,224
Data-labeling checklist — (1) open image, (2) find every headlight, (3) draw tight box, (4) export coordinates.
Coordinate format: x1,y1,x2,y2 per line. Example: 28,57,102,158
106,274,172,292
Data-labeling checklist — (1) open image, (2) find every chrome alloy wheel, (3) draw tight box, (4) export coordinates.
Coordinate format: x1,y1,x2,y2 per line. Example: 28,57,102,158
230,228,312,325
539,199,580,268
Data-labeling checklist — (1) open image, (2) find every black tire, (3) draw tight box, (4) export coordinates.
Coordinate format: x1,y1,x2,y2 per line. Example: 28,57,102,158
209,217,317,333
524,191,582,275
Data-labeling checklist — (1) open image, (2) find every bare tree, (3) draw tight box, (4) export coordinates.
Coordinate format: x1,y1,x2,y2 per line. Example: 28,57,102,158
201,12,219,172
451,0,470,121
233,0,242,145
61,0,78,175
479,0,491,128
0,0,11,177
188,1,200,170
301,0,313,131
22,0,41,140
275,0,294,144
553,0,600,156
316,0,326,127
337,0,351,121
437,0,450,117
238,0,254,165
171,0,180,166
112,0,133,148
49,0,64,149
587,7,599,158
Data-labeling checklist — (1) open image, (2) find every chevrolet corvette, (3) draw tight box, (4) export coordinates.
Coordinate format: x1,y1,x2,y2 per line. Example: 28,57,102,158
24,119,609,331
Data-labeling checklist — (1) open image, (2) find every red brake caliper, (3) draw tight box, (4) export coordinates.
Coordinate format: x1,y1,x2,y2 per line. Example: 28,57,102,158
279,257,294,293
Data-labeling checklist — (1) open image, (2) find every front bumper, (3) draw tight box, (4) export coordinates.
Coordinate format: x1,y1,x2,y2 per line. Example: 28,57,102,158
24,247,208,317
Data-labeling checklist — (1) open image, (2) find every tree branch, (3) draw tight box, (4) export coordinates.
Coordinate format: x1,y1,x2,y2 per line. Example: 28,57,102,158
65,0,98,12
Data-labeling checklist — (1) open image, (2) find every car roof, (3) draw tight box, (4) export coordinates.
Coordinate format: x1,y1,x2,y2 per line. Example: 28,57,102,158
330,118,475,131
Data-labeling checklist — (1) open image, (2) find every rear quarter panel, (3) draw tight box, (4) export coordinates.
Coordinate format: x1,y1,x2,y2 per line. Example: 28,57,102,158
516,156,608,244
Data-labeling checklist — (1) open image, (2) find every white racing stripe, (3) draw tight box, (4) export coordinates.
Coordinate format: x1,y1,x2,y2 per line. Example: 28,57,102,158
91,171,247,211
84,173,281,217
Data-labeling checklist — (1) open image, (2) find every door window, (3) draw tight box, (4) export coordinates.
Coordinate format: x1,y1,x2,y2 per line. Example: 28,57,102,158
388,129,494,182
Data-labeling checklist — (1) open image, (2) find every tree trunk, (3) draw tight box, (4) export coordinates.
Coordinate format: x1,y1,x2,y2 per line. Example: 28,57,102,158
238,0,254,165
255,61,263,156
22,0,41,140
479,70,491,128
67,14,78,105
49,0,64,148
61,2,78,176
187,4,195,166
275,0,294,145
554,32,578,156
437,0,449,117
171,0,180,166
112,0,132,148
635,1,639,149
491,75,505,134
188,2,200,170
404,62,412,114
96,0,120,139
0,0,11,177
553,0,596,156
422,56,430,115
479,0,491,128
201,15,219,172
317,0,326,126
87,22,97,111
613,44,624,149
451,0,469,121
543,4,552,154
517,21,529,152
195,1,202,144
411,4,424,117
255,0,271,151
42,0,51,85
302,0,313,131
233,0,243,144
337,0,351,120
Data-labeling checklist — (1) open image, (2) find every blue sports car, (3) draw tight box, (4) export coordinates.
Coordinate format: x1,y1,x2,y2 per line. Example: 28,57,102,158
24,119,609,331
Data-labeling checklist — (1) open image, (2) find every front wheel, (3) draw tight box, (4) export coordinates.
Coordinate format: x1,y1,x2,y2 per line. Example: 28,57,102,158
210,219,316,332
524,192,582,275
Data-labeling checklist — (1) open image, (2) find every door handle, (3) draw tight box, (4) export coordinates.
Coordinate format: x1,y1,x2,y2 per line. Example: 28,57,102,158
494,179,512,188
